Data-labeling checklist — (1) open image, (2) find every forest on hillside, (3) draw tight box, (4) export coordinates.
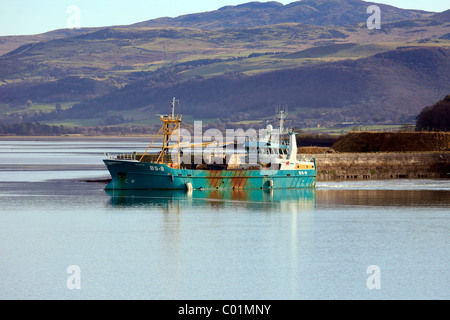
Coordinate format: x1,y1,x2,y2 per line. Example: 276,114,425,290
416,95,450,131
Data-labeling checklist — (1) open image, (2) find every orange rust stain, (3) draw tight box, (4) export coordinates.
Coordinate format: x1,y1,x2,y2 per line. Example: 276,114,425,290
238,177,247,188
230,176,248,189
206,170,225,188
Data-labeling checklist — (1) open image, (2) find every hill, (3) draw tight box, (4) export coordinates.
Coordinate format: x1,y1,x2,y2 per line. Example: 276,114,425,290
0,0,449,129
132,0,431,29
61,46,450,125
0,28,98,57
432,9,450,22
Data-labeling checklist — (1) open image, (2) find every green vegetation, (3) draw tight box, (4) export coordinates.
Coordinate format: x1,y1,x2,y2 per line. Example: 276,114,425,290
1,101,76,114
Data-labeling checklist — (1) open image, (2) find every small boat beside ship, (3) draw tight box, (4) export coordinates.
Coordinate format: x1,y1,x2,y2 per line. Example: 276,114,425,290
103,98,317,190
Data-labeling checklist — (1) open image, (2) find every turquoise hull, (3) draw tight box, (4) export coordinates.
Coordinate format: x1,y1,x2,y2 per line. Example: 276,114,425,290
103,159,317,190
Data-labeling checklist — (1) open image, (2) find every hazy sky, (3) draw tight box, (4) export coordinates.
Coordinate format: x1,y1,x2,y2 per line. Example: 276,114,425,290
0,0,449,36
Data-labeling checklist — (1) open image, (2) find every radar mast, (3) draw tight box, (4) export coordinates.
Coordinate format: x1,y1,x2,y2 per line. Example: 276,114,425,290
276,105,288,135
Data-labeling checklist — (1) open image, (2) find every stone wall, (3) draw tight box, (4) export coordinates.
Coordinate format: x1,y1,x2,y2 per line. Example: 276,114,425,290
298,152,450,181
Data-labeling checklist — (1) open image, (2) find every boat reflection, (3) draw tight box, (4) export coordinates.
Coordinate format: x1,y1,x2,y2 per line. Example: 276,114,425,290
106,188,316,212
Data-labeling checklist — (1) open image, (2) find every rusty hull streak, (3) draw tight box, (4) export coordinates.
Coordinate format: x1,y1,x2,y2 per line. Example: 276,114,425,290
205,169,250,189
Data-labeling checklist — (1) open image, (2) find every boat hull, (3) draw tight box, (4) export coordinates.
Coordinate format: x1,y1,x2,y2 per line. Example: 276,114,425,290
103,159,316,190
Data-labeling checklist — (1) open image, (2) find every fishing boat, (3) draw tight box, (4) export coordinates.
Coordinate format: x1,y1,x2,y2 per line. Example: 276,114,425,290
103,98,317,190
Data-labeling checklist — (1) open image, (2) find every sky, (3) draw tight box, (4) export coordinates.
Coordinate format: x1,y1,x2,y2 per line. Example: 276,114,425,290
0,0,449,37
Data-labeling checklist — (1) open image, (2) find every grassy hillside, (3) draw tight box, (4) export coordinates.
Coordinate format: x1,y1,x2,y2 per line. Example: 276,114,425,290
0,0,435,58
0,28,98,56
0,0,449,129
60,47,450,126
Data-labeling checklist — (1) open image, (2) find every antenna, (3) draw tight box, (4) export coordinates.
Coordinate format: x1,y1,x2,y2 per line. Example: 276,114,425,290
276,105,288,134
171,97,180,119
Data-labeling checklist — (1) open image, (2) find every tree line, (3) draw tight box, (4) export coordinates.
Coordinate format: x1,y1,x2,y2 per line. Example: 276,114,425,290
416,95,450,132
0,122,159,136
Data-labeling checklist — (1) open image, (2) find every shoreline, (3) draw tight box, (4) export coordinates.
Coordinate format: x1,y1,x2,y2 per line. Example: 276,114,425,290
0,135,154,142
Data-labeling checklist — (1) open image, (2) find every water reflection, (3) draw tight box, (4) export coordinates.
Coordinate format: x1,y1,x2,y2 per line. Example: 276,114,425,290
105,187,318,299
105,187,450,212
316,189,450,208
106,188,317,213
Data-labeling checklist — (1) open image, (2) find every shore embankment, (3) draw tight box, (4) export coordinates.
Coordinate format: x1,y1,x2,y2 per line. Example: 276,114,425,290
298,152,450,181
298,132,450,181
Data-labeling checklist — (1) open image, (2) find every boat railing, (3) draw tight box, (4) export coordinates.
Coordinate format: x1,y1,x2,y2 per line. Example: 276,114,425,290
104,152,138,161
104,152,175,164
138,154,174,164
160,114,182,122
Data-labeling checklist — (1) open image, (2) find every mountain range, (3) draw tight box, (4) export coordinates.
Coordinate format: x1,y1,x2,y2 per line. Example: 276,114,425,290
0,0,449,129
131,0,431,29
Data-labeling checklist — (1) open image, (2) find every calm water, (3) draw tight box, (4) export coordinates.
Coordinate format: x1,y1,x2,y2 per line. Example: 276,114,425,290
0,138,449,300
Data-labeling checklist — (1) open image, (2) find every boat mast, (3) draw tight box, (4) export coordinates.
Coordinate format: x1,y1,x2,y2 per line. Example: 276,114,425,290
276,106,288,135
139,97,182,164
171,97,176,119
159,97,181,163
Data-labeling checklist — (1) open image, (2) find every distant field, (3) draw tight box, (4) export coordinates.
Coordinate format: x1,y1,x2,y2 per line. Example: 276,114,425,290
300,125,408,135
1,101,77,115
40,118,101,127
